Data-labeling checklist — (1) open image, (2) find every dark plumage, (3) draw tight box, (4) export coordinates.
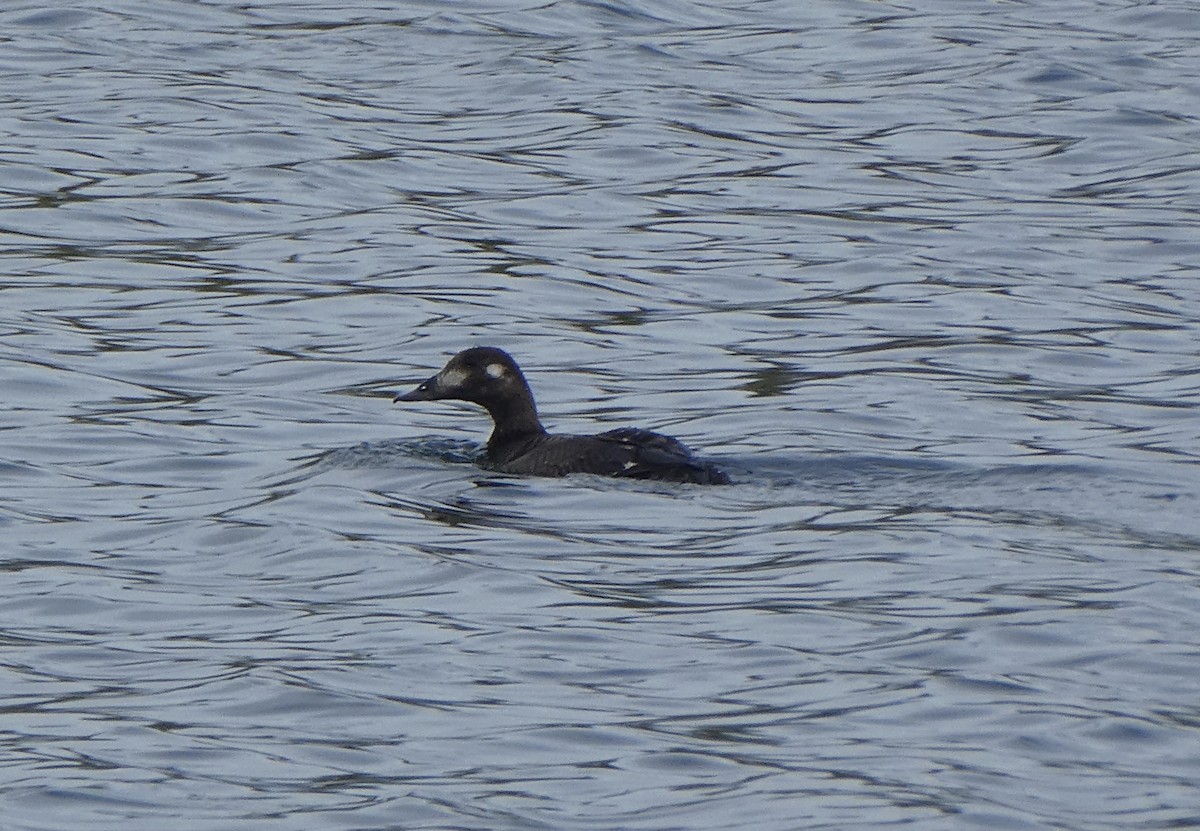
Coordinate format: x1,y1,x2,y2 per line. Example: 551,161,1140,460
395,347,729,485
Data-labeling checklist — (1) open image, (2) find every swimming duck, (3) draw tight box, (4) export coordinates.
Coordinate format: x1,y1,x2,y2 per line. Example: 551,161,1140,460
395,347,729,484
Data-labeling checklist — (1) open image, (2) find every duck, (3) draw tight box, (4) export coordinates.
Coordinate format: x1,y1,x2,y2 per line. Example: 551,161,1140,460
395,347,729,484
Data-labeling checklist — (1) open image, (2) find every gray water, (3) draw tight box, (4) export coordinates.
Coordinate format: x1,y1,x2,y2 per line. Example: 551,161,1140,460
2,1,1199,829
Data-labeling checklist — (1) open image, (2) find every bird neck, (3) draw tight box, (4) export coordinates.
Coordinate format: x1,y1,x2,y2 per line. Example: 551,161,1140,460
482,385,546,447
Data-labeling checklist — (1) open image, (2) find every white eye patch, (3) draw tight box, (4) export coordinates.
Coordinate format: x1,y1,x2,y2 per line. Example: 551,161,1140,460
485,362,507,379
438,367,469,389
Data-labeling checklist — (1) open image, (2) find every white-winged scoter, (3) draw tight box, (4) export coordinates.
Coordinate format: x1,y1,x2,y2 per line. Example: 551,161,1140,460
395,347,729,485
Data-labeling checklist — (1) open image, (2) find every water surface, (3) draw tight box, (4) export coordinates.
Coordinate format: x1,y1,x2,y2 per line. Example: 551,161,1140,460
2,1,1198,829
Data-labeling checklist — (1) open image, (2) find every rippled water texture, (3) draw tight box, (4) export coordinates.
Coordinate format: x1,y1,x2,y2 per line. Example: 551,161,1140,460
2,1,1199,829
